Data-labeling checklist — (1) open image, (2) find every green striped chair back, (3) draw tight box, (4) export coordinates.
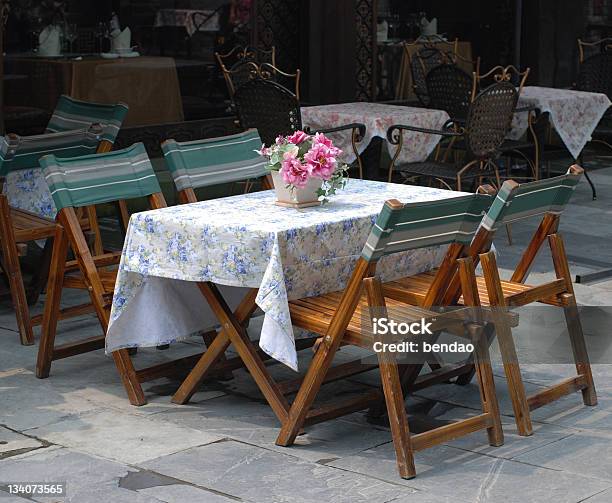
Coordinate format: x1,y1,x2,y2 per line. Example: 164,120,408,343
0,125,103,177
40,142,161,211
362,193,493,262
46,95,129,145
481,168,583,231
162,129,267,191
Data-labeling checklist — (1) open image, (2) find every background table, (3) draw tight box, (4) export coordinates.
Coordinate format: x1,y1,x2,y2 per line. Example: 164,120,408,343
301,103,450,167
154,9,221,37
107,179,464,371
5,56,185,126
509,86,611,159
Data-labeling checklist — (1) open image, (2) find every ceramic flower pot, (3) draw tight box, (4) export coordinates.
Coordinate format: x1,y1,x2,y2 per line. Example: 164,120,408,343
271,171,322,209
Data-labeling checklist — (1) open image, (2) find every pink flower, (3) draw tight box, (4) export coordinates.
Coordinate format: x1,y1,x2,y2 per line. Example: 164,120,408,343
312,133,342,157
280,155,310,188
275,135,286,145
256,144,271,157
304,143,337,180
287,130,309,145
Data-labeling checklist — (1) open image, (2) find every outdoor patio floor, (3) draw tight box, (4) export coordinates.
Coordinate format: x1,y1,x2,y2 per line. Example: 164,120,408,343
2,162,612,503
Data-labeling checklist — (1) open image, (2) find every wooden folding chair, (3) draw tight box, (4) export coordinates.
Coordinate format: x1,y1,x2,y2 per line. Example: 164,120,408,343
162,129,272,204
45,95,131,248
35,143,199,406
383,166,597,437
274,192,504,479
0,125,103,345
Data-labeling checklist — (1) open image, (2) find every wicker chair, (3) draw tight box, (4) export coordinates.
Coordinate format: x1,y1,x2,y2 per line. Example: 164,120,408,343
578,38,612,63
410,46,454,106
388,81,518,191
573,52,612,199
232,79,365,177
425,64,473,123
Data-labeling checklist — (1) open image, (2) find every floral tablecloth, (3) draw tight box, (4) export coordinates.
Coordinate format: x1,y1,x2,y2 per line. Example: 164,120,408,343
508,86,611,159
154,9,220,36
106,179,465,371
5,169,56,219
301,103,450,165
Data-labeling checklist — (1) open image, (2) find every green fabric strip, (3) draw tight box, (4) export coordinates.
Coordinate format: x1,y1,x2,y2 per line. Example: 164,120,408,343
361,193,492,261
41,142,161,211
46,95,129,145
0,128,102,177
163,130,267,191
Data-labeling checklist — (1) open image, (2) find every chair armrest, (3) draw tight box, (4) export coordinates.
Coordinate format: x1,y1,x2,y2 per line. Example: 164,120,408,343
387,123,462,144
305,123,366,140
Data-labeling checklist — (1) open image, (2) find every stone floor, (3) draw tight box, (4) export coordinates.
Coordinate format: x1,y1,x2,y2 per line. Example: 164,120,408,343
2,163,612,502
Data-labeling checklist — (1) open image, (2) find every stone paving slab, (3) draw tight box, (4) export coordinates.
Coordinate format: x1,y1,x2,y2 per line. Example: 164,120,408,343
142,439,417,503
26,409,224,465
328,441,612,503
0,425,43,457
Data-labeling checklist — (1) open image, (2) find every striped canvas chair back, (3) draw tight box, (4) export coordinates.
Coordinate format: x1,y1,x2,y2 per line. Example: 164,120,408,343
0,125,103,177
162,129,267,191
46,95,129,145
40,142,161,211
481,167,583,231
362,193,493,262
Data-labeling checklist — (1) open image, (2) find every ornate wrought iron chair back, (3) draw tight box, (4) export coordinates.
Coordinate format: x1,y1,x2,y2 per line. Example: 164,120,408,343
410,46,454,106
472,65,530,101
232,78,302,146
465,81,519,161
578,38,612,63
425,64,473,122
576,53,612,99
223,60,261,97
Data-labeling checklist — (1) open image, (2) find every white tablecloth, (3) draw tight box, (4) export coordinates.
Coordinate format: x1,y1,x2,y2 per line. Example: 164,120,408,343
107,180,465,371
509,86,611,159
301,103,450,165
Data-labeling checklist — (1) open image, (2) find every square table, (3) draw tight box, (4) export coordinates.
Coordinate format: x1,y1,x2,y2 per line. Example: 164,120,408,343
106,179,465,372
301,103,450,168
509,86,611,159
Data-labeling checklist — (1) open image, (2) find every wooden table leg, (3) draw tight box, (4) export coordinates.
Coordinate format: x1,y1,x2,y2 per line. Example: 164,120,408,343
196,282,290,423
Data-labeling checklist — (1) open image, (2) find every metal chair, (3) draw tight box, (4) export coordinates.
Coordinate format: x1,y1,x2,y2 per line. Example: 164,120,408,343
425,64,473,123
389,82,519,190
410,45,454,106
232,79,366,177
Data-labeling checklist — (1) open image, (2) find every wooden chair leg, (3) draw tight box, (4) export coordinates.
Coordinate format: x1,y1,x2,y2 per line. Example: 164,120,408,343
471,324,504,446
366,275,416,478
276,333,341,446
112,348,147,406
481,251,533,436
85,206,104,256
549,234,597,406
25,236,54,305
36,226,69,377
0,196,34,345
377,350,417,479
562,294,598,406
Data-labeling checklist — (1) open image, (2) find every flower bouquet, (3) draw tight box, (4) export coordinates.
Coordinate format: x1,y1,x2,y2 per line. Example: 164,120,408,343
258,131,349,208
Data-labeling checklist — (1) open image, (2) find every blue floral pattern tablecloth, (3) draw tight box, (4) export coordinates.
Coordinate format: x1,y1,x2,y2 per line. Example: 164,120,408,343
106,180,465,370
5,168,56,219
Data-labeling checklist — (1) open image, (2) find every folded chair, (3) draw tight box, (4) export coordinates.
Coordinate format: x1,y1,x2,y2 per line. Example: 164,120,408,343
383,166,597,436
35,143,189,406
46,95,131,246
275,192,504,479
0,125,103,345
